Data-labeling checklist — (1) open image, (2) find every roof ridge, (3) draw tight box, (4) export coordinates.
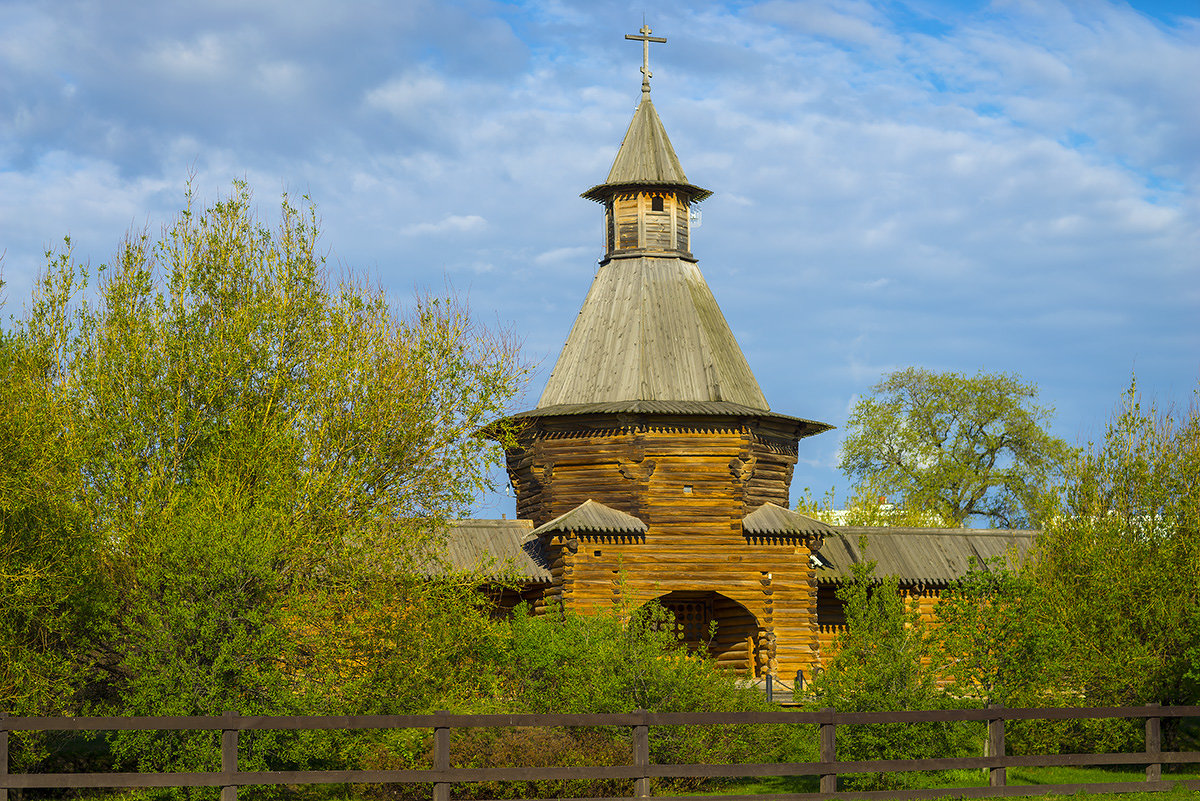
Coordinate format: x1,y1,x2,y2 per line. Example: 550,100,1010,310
833,527,1039,536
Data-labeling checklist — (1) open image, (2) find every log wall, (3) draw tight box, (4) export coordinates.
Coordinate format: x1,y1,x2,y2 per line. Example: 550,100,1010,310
505,413,822,679
602,192,691,257
814,582,948,673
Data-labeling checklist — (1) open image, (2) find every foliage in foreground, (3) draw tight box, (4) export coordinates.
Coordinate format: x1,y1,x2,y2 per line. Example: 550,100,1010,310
807,375,1200,763
1,183,786,797
1033,381,1200,709
809,555,979,790
0,182,525,783
933,379,1200,753
932,556,1063,708
361,601,810,800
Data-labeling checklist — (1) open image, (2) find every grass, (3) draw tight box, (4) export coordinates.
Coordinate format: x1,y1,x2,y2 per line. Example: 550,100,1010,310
47,769,1200,801
699,766,1200,797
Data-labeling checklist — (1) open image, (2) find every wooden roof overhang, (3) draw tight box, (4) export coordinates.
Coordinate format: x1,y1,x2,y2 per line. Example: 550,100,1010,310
530,499,648,549
814,528,1038,587
427,519,553,584
503,401,832,442
531,499,648,537
743,502,834,547
581,180,712,204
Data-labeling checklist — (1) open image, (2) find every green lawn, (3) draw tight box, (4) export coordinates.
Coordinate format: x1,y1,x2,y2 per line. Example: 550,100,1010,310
700,766,1200,797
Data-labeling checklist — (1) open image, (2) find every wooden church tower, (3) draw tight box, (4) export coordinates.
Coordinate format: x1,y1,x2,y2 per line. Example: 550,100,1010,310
503,27,833,680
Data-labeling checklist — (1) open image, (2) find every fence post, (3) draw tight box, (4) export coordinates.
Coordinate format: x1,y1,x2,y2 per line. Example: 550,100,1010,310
819,707,836,794
766,675,774,703
987,703,1006,788
2,712,9,801
221,711,238,801
433,711,450,801
633,709,650,798
1146,702,1161,783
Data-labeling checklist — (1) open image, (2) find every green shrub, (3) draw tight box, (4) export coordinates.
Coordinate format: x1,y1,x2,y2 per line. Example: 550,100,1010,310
363,726,634,800
809,556,980,790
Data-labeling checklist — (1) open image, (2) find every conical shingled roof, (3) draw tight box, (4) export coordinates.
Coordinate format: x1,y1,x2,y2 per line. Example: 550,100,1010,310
536,255,769,410
581,94,711,202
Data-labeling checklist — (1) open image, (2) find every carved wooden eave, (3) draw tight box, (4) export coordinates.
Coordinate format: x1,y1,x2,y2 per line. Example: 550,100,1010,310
508,402,831,442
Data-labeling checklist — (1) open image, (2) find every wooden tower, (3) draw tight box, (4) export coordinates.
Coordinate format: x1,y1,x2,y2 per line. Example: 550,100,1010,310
503,27,833,680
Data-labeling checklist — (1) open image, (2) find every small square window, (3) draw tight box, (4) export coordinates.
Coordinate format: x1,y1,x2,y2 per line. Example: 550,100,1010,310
683,485,693,494
651,196,664,212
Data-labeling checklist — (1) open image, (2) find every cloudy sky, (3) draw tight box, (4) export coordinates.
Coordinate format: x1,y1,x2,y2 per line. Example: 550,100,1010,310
2,0,1197,517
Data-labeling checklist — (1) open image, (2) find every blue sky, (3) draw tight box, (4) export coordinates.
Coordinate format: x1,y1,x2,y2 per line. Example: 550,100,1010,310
2,0,1197,518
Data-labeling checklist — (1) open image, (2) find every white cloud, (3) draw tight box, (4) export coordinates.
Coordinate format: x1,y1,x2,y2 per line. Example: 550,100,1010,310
147,34,231,81
534,246,590,265
254,60,304,95
756,0,898,52
364,71,450,117
399,215,487,237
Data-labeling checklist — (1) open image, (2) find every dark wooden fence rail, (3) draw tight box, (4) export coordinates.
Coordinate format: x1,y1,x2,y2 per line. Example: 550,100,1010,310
3,705,1199,801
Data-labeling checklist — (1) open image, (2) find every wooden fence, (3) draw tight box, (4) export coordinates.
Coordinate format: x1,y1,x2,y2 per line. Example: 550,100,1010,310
3,704,1199,801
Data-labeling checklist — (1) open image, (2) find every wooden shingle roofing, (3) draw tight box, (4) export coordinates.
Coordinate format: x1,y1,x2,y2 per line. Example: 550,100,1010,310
440,519,551,582
814,528,1037,585
743,502,835,537
435,520,1036,587
581,95,712,202
531,499,648,536
536,256,772,411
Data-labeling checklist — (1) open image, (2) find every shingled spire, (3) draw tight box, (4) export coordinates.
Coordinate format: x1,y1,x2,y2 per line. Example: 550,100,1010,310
580,95,712,204
537,30,768,413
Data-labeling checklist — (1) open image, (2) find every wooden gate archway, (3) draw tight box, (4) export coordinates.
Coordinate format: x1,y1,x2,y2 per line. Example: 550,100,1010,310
643,591,763,676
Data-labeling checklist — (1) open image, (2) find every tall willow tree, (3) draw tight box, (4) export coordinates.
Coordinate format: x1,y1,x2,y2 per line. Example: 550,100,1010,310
2,183,525,775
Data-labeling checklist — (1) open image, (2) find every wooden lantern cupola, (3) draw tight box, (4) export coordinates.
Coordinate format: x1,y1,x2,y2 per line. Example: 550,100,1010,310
581,85,712,261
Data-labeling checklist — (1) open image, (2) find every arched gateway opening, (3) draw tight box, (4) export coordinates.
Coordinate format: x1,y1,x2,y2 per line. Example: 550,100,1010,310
644,591,764,676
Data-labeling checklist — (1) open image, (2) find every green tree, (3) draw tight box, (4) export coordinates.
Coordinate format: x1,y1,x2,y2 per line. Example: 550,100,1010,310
809,555,973,790
1031,379,1200,709
0,325,110,772
503,600,755,716
795,485,956,527
841,368,1071,528
932,556,1062,707
2,183,526,781
363,600,800,800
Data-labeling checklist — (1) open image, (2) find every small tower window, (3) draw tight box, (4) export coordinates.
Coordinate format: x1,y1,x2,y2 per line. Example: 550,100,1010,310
651,196,664,212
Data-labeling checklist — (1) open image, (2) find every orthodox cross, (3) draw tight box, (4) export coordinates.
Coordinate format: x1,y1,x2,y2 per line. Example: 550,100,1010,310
625,24,666,93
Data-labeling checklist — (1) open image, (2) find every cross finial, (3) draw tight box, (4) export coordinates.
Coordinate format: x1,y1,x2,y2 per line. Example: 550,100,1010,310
625,24,667,94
